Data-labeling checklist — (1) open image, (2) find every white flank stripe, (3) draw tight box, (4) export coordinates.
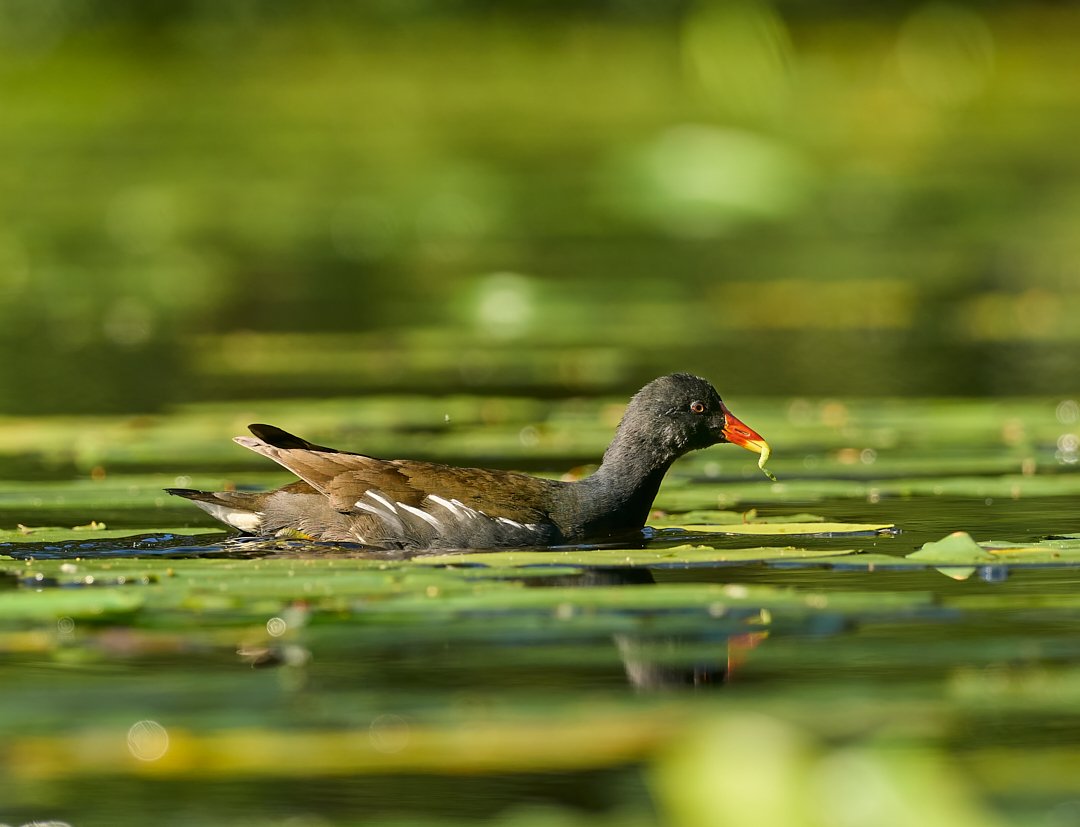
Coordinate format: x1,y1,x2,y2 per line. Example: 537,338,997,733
452,498,484,518
354,501,383,517
366,491,398,513
427,495,462,518
399,502,442,530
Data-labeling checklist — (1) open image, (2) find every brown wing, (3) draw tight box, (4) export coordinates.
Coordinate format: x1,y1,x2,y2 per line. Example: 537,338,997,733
391,459,562,522
233,435,562,524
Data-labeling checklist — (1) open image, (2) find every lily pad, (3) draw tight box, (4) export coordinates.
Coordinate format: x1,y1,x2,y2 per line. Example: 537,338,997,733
419,545,859,569
907,532,1080,565
665,522,895,537
979,542,1080,564
0,588,144,620
650,510,827,526
907,532,997,564
648,510,894,538
775,532,1080,570
0,526,225,545
655,473,1080,510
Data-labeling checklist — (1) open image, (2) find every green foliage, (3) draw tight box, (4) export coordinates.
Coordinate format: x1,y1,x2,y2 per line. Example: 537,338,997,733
5,6,1080,412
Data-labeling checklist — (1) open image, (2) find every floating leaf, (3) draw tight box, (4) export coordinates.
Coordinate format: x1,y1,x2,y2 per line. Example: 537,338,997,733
935,566,978,581
0,588,144,620
0,711,675,779
650,510,827,526
655,473,1080,510
798,533,1080,569
0,526,225,545
907,531,997,564
904,531,1080,565
980,542,1080,563
419,545,858,569
665,522,895,537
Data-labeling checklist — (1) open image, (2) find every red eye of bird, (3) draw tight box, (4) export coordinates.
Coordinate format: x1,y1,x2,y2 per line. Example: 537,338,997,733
690,401,706,414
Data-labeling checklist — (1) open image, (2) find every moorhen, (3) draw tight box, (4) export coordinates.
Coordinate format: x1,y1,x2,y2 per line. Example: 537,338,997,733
167,373,772,550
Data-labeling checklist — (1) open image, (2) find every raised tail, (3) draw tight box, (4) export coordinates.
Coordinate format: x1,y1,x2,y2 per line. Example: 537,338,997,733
246,424,344,453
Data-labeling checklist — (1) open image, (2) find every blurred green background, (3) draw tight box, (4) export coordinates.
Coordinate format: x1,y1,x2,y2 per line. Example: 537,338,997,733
2,0,1079,414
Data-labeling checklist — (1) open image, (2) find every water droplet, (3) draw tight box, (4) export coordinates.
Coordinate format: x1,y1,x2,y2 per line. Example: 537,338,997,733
1056,399,1080,425
1057,433,1079,465
474,272,535,338
369,714,410,754
266,617,287,637
127,720,169,762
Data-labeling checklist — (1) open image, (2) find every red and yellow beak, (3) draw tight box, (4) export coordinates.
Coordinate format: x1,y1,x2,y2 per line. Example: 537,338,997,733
721,407,777,480
720,407,769,456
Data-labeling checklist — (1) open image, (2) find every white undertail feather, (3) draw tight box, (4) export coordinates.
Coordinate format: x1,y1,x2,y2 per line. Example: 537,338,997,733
190,500,263,533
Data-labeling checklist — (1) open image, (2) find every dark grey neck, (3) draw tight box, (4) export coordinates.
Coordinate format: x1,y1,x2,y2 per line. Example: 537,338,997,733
569,423,678,538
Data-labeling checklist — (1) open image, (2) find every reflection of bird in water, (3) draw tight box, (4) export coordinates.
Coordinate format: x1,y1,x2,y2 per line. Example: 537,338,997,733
531,567,769,691
168,374,771,549
615,631,769,690
232,564,773,690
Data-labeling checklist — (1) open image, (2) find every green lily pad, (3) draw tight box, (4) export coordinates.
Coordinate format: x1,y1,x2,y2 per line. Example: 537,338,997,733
649,509,894,538
777,535,1080,570
0,525,225,545
650,510,827,526
980,542,1080,563
0,588,144,620
0,553,931,633
655,473,1080,510
906,531,1080,565
419,545,858,569
666,522,894,536
907,532,997,564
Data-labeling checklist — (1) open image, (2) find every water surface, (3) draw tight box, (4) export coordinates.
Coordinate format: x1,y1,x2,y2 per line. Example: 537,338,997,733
0,395,1078,827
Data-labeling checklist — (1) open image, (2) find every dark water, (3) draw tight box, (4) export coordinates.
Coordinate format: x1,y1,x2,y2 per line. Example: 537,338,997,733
2,495,1079,826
